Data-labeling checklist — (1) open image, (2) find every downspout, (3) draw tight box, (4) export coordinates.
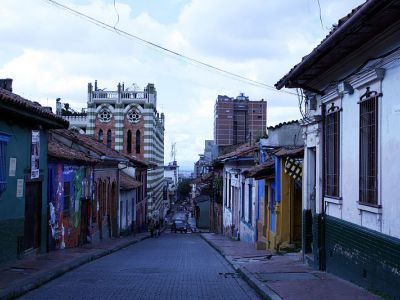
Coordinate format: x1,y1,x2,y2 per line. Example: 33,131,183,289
320,102,327,271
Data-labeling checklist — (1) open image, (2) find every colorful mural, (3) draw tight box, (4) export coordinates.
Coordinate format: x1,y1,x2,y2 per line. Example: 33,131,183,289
48,163,93,250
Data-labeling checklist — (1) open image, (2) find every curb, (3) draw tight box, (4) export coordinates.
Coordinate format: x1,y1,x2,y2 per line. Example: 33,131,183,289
1,234,150,300
200,234,281,300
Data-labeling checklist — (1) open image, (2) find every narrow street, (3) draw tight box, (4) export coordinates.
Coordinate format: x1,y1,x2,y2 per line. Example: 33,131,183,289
20,233,260,300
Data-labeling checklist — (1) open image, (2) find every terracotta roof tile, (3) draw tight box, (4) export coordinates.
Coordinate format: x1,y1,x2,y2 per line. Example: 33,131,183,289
52,129,150,168
48,136,99,164
273,146,304,157
244,160,275,178
0,88,68,128
275,0,400,90
217,144,257,161
120,172,142,190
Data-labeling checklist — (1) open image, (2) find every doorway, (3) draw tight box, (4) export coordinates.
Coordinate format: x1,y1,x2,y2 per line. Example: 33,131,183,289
24,181,42,251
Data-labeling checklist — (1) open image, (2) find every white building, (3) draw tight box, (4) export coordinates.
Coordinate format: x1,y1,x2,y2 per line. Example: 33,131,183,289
275,2,400,298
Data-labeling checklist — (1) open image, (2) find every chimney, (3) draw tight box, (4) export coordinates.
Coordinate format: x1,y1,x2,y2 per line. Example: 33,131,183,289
94,80,98,91
0,78,13,92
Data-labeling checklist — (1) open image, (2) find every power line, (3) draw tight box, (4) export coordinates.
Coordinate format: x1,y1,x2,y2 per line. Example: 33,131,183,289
44,0,299,97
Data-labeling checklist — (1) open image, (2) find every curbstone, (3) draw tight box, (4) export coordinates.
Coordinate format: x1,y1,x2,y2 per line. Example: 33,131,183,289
200,234,282,300
0,234,150,300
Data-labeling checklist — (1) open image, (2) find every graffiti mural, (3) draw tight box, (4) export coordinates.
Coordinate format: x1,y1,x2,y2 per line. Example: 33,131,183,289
48,163,93,250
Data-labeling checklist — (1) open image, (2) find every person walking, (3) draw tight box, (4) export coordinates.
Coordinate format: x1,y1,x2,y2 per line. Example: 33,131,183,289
149,220,155,238
155,221,160,237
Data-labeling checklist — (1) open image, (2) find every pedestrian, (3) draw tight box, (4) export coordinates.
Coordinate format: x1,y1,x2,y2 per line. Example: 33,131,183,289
171,221,176,233
149,220,155,238
155,221,160,237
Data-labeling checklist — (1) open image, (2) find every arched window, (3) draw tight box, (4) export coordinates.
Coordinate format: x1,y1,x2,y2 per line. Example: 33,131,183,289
127,130,132,154
107,129,112,148
98,129,103,143
136,130,141,154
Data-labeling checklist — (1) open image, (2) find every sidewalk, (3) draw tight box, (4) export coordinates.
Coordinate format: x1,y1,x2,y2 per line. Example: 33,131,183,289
0,232,149,300
201,233,380,300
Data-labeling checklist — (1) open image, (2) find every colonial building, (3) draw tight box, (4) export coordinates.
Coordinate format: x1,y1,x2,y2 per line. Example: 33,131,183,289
60,81,165,219
0,79,68,264
276,1,400,298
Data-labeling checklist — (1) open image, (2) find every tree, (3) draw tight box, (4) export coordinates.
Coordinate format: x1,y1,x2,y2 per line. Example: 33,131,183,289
177,179,191,201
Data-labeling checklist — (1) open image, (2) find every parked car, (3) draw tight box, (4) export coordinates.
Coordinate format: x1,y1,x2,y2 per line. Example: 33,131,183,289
173,220,188,233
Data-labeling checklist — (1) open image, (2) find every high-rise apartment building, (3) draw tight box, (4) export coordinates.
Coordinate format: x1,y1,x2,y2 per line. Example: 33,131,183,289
214,93,267,147
60,81,165,219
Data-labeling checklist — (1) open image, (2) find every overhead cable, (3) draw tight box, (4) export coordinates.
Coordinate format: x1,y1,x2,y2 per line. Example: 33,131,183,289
44,0,299,97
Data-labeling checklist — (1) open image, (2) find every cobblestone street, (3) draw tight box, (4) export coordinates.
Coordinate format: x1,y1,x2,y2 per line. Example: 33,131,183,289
20,233,260,300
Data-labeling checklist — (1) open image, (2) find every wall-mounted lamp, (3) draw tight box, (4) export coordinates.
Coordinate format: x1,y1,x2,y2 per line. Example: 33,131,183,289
337,81,354,95
307,96,317,111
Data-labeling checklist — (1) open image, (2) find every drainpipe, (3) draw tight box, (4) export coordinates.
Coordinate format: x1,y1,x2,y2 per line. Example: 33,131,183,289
320,102,327,271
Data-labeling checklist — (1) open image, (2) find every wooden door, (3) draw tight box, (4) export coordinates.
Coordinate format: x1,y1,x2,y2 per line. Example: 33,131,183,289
24,181,42,251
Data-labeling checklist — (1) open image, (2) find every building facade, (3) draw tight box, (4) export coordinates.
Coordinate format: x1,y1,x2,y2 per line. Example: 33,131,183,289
0,80,68,264
276,2,400,298
60,81,165,219
214,93,267,148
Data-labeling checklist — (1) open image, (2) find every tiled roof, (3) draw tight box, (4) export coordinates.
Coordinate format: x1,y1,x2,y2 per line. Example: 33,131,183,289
120,172,142,190
273,146,304,157
48,136,99,164
0,88,68,128
268,120,299,130
244,160,275,178
275,0,400,90
52,129,150,168
217,144,257,162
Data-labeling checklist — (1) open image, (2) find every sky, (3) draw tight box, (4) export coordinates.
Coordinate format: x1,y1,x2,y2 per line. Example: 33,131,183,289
0,0,365,170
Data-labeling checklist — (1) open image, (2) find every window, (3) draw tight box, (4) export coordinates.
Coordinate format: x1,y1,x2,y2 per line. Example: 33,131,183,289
241,182,245,218
98,108,112,123
98,129,103,143
228,175,231,208
136,130,141,154
107,130,112,148
248,183,252,224
63,182,70,214
0,132,10,196
127,130,132,154
127,108,141,123
325,104,340,197
359,87,379,205
224,173,228,206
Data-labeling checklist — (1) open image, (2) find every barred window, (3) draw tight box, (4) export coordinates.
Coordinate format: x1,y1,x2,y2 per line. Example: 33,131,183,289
325,104,340,197
359,88,379,205
248,183,252,224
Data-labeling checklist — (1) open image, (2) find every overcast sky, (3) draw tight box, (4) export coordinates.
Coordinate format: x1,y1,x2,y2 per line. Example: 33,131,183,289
0,0,364,169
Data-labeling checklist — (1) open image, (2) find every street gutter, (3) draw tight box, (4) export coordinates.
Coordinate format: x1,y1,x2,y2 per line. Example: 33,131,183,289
200,234,282,300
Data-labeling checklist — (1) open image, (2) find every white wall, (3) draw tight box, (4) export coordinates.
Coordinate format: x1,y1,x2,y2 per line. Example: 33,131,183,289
308,60,400,239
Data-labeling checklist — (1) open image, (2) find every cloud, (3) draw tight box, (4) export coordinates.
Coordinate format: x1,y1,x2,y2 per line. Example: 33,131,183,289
0,0,365,166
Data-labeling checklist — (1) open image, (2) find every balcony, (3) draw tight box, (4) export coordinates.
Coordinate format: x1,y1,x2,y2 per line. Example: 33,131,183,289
92,90,147,102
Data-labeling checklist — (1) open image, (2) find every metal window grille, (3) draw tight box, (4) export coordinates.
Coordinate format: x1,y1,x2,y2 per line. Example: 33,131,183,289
325,106,340,197
359,88,379,205
241,182,245,218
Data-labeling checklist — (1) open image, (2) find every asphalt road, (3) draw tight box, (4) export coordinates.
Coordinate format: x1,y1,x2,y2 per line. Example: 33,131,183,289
20,233,260,300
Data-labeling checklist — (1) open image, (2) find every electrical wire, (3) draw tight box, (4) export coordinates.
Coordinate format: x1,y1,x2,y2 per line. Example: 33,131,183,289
44,0,299,97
